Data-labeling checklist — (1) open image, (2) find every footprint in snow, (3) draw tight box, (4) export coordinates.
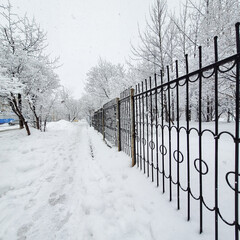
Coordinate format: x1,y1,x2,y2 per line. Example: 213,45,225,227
48,193,66,206
24,199,36,210
21,150,29,154
46,175,54,182
56,212,72,231
17,223,33,240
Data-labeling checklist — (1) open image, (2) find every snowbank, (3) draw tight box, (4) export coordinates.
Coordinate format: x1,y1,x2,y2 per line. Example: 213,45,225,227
46,119,75,131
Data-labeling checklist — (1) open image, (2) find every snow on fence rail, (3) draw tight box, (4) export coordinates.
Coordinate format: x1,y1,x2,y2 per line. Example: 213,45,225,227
92,23,240,240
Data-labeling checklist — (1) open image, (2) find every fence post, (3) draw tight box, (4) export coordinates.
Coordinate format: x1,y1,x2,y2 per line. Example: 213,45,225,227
116,98,121,151
130,88,136,167
102,108,105,140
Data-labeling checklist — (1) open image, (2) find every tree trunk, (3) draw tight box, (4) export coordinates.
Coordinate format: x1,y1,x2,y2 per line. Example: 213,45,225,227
71,117,76,122
227,109,231,122
18,93,24,129
207,96,210,122
32,105,40,130
43,119,47,132
29,102,40,130
23,120,31,135
9,94,31,135
36,116,40,130
163,93,169,122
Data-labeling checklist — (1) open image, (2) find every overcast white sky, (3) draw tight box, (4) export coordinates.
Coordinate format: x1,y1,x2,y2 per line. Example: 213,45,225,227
10,0,181,98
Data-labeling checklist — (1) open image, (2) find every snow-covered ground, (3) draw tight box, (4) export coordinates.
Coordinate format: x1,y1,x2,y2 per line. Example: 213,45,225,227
0,120,228,239
0,123,19,132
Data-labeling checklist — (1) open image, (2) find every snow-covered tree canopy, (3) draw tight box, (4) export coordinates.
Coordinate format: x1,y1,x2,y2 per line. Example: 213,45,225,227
127,0,240,122
84,58,130,109
0,2,60,135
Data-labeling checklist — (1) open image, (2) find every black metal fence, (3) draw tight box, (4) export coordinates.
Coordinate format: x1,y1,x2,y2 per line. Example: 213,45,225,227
92,23,240,240
103,98,118,146
119,89,132,156
92,108,103,134
92,89,133,157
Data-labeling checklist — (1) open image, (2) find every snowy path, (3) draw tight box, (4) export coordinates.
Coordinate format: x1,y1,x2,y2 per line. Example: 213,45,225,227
0,120,209,240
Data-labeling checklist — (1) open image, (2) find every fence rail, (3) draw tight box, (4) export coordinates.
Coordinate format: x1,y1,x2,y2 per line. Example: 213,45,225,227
92,23,240,240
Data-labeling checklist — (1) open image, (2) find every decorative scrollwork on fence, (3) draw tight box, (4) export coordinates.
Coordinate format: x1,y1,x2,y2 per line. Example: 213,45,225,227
194,158,209,175
173,150,184,163
133,23,240,240
92,22,240,240
159,145,167,155
226,171,240,193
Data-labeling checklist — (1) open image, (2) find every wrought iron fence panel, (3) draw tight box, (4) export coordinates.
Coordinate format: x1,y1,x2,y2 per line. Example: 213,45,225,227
92,108,103,133
103,99,118,146
134,24,240,240
92,23,240,240
119,89,131,156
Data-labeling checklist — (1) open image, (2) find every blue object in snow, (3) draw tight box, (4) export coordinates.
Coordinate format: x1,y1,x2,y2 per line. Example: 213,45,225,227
0,118,15,124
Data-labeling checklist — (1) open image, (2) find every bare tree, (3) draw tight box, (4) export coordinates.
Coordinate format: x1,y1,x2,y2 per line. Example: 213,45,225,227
0,2,59,134
131,0,168,71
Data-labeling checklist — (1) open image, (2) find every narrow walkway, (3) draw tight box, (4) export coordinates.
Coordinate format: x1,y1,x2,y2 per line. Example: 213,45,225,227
0,121,208,240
